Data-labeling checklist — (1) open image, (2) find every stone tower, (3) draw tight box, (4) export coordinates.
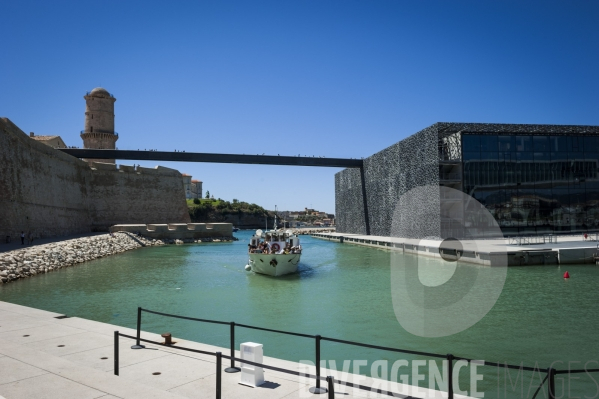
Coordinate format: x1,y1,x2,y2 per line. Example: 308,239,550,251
80,87,118,164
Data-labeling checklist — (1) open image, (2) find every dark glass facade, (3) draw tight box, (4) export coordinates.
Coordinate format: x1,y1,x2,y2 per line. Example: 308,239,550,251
462,133,599,235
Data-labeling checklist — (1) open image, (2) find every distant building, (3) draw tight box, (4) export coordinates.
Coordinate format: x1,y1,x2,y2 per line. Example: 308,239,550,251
29,132,67,149
283,208,334,226
191,179,202,199
288,211,305,219
182,174,192,199
182,174,202,199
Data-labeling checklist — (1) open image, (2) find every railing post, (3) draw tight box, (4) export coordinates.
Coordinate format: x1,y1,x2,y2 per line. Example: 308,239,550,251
316,335,321,388
131,307,145,349
447,354,454,399
225,322,240,373
309,335,327,394
216,352,222,399
114,331,119,376
548,368,556,399
327,376,334,399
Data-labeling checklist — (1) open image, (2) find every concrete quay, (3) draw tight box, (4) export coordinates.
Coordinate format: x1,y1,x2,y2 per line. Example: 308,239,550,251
111,223,233,240
312,232,599,266
0,301,474,399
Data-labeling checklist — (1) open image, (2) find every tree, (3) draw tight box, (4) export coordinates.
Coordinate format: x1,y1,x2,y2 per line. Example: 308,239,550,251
232,199,239,204
205,190,210,199
193,198,200,204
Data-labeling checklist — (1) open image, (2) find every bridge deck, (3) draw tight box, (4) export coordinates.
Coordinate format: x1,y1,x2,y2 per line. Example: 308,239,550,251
58,149,363,168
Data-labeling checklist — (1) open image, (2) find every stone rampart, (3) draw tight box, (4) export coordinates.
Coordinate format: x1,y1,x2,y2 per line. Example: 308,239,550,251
0,118,92,239
88,164,190,232
0,118,190,240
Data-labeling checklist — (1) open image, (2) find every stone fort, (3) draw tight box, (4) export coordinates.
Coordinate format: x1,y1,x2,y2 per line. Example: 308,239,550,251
0,88,191,240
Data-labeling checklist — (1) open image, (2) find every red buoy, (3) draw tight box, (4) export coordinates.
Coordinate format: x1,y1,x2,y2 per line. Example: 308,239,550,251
564,271,570,279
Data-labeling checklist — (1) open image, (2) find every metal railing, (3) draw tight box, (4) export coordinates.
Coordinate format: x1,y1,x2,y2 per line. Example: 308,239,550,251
112,307,599,399
509,234,558,245
80,130,119,136
114,330,407,399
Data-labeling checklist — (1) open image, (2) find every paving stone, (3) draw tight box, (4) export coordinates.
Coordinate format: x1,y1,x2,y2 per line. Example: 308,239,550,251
117,352,216,391
0,373,105,399
0,323,85,344
62,344,171,372
0,357,48,385
26,331,114,356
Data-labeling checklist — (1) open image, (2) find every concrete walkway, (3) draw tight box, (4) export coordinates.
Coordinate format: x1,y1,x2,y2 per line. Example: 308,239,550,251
312,232,599,266
0,301,473,399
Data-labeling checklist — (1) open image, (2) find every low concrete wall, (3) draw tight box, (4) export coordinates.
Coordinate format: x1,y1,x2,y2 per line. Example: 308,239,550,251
112,223,233,239
558,248,596,264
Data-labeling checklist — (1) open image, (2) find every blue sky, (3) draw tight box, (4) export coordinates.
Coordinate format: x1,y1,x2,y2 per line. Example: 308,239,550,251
2,1,598,213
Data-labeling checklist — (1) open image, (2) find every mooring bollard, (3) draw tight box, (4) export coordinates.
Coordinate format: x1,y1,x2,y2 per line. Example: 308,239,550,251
131,307,145,349
114,331,119,376
447,354,454,399
309,335,327,394
161,332,173,345
225,322,240,373
216,351,222,399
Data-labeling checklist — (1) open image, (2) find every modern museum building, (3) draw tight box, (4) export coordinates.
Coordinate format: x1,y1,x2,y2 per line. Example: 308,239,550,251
335,122,599,237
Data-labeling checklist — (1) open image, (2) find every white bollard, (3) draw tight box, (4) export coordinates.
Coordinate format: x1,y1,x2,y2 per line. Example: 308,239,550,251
239,342,265,387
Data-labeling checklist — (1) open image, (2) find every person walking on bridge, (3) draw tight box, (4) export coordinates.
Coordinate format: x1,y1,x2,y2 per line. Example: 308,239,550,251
20,231,25,245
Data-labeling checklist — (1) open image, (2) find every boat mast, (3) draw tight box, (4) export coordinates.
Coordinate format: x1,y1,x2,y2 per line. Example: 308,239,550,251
274,205,277,231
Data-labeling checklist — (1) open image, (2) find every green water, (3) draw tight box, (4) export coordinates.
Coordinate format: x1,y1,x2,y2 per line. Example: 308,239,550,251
1,231,598,398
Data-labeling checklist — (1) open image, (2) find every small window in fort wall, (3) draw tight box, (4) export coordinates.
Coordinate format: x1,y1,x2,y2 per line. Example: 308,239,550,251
90,126,93,132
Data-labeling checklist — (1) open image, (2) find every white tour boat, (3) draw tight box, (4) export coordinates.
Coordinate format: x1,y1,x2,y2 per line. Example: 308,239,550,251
244,213,302,276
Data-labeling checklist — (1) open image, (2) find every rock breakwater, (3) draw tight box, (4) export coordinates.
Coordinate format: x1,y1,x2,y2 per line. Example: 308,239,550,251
0,232,235,285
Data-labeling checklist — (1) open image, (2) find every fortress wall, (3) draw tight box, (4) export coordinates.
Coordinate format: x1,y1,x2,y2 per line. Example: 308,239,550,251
335,124,440,236
0,118,190,239
90,162,117,170
0,118,92,239
118,165,135,173
87,165,190,231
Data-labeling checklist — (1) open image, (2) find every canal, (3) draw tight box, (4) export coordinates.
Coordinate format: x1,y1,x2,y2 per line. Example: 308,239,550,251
1,231,597,398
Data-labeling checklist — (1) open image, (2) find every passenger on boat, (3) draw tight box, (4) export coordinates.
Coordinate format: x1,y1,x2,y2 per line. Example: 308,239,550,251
262,242,270,254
